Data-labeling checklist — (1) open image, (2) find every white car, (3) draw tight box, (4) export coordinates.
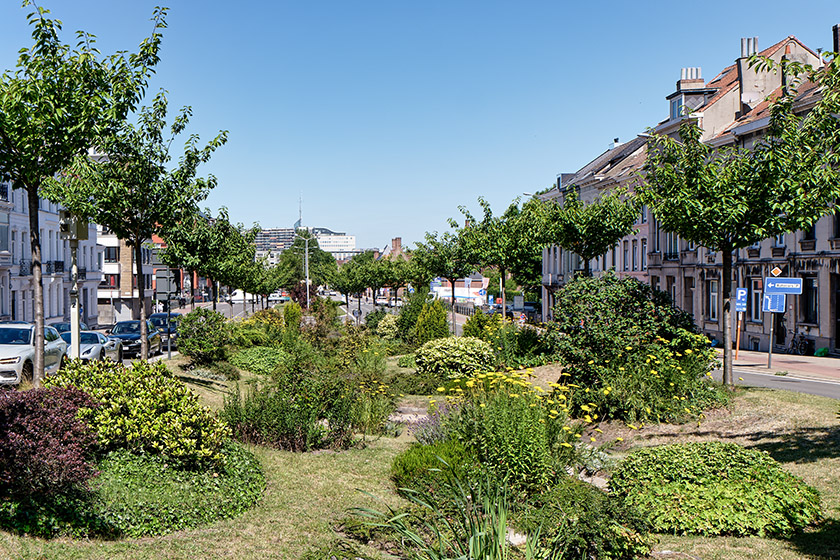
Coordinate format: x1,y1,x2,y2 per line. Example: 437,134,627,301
59,330,123,362
0,323,68,385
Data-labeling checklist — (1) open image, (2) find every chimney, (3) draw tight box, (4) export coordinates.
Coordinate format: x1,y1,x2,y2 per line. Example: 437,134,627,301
834,24,839,54
737,36,767,114
676,67,704,92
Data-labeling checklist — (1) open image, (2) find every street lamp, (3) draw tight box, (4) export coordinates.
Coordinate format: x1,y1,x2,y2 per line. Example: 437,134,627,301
58,210,88,359
294,230,311,309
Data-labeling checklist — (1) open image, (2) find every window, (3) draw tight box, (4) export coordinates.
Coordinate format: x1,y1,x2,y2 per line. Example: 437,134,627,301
749,278,762,322
611,245,616,269
640,205,647,224
666,275,676,302
803,226,816,241
623,241,629,271
834,214,840,238
0,213,8,252
104,246,119,262
708,280,719,321
651,275,660,291
775,233,785,247
802,276,818,324
652,219,661,252
641,238,647,270
100,274,120,288
632,240,638,271
670,96,683,120
665,231,679,258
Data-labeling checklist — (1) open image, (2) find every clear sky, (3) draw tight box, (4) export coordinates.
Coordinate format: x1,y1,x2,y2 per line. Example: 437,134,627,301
0,1,838,250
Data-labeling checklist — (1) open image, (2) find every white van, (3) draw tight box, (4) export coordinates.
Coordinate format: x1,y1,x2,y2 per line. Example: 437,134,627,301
230,289,256,303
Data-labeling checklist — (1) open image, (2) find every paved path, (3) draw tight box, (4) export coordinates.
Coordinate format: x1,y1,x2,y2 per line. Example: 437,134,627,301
714,349,840,400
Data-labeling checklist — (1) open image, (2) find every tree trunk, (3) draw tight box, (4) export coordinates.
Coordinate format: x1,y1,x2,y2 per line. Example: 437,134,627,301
722,244,733,387
26,186,45,386
583,257,591,276
211,277,216,311
449,278,457,334
134,240,149,360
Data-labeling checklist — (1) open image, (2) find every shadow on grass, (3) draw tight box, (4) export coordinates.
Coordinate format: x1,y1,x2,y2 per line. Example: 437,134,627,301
634,424,840,464
786,518,840,560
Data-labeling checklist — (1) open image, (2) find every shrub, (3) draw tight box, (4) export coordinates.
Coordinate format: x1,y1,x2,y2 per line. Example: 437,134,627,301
0,387,98,498
92,442,263,537
396,291,427,341
462,310,502,340
391,439,475,495
350,379,397,437
609,442,822,537
410,401,460,445
284,301,302,339
396,353,416,369
229,346,291,376
447,370,583,489
549,272,728,421
364,308,388,331
303,297,340,343
220,372,355,451
178,307,230,364
515,475,653,560
375,313,399,340
414,337,494,381
45,360,230,468
414,299,450,344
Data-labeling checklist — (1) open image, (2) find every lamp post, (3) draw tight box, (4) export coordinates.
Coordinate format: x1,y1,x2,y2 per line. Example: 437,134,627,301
294,230,311,309
59,211,88,360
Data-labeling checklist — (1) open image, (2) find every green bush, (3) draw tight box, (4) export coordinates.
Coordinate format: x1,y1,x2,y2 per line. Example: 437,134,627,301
462,310,502,339
396,291,427,341
45,360,230,469
396,353,416,369
414,336,494,381
364,308,388,331
229,346,291,376
91,442,263,537
375,313,399,340
391,439,475,495
609,442,822,537
284,301,303,341
414,299,450,344
220,372,356,451
177,307,230,364
515,475,653,560
549,272,729,422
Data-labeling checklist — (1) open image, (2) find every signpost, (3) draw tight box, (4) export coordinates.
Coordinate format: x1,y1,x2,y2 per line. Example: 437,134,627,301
763,292,787,368
762,277,801,368
735,288,747,360
764,277,803,295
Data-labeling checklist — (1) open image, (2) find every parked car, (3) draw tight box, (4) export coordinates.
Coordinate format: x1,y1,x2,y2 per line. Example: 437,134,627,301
149,312,182,349
0,324,67,385
108,320,162,358
60,330,122,362
50,321,90,333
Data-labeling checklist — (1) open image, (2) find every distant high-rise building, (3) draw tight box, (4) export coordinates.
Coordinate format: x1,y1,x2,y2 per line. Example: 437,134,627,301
312,227,356,261
254,228,295,252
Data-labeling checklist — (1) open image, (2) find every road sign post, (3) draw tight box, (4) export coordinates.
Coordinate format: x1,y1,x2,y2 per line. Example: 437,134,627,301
735,288,747,360
763,293,787,368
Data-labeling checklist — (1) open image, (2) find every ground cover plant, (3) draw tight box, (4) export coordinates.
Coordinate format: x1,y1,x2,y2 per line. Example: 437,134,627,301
549,271,730,422
609,441,822,537
229,345,290,376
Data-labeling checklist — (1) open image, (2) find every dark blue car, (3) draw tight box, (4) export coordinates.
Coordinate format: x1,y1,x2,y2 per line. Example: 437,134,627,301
108,320,162,358
149,312,182,349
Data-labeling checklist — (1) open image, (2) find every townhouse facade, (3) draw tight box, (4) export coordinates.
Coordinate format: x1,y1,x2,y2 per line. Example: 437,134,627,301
0,181,102,326
96,226,154,324
541,28,840,355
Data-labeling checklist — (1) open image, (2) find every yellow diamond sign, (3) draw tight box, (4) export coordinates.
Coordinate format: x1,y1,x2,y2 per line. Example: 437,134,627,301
771,266,783,277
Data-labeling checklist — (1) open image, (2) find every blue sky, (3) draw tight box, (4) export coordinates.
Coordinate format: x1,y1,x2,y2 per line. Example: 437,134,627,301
0,1,838,250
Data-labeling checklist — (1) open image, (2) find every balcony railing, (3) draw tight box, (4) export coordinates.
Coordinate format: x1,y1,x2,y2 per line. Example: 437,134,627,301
18,259,31,276
53,260,65,273
77,267,87,280
44,260,54,274
663,252,680,261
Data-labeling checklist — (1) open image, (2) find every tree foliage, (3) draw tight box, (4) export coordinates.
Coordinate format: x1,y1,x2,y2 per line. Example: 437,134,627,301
412,231,474,332
544,188,639,275
0,4,166,383
642,54,840,384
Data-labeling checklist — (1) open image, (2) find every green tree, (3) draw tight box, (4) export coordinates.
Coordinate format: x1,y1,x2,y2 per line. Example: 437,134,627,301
0,4,165,383
275,230,337,294
642,55,840,385
61,92,227,359
380,256,411,309
455,197,550,315
544,188,639,276
415,299,450,345
412,231,475,333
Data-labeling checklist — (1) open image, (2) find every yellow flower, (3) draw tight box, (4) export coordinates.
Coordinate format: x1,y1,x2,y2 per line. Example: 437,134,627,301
479,403,486,408
616,437,624,442
550,410,559,415
595,428,603,433
625,346,632,350
627,424,638,430
590,437,596,442
587,360,594,365
738,377,744,381
561,442,573,448
685,349,693,354
618,367,625,371
436,387,446,393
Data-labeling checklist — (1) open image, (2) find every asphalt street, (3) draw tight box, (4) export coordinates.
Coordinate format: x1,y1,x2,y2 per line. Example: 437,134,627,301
711,368,840,400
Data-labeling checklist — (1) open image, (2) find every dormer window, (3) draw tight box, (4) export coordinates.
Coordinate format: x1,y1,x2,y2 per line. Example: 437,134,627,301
670,95,684,120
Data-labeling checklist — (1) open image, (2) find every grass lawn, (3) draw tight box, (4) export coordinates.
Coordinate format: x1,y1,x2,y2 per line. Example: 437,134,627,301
1,362,837,559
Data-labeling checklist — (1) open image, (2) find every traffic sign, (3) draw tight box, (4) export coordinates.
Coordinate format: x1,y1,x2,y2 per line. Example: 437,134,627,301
478,289,486,296
735,288,747,313
770,266,783,277
762,293,786,313
764,277,802,295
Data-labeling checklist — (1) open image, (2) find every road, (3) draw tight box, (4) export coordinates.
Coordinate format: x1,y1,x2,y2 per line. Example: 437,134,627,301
711,368,840,400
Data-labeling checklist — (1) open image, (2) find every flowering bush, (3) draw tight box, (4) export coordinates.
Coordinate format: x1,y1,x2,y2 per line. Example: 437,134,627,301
0,387,98,498
45,360,230,469
415,336,495,382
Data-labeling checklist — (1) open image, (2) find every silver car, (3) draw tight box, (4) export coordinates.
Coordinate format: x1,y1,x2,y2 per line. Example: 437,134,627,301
59,331,123,362
0,324,68,385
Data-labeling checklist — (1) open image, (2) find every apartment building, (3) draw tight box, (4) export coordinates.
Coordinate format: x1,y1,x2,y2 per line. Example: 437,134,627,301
0,181,101,325
542,28,840,354
97,226,154,324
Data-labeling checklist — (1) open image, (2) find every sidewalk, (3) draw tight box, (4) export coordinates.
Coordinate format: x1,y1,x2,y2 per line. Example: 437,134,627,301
723,348,840,383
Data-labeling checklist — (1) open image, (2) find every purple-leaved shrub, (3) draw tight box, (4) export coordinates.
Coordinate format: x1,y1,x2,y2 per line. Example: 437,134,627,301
0,387,99,498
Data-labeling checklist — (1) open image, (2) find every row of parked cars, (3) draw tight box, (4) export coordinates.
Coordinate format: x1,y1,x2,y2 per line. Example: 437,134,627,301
0,312,181,386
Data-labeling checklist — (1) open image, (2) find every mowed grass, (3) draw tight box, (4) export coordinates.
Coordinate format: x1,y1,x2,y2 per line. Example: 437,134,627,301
1,363,837,559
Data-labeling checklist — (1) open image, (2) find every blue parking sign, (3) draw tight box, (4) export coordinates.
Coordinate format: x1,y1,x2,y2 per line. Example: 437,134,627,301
762,293,785,313
735,288,747,313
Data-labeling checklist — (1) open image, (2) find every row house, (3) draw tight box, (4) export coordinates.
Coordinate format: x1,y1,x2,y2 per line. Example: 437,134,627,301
0,181,101,326
97,226,155,324
542,27,840,354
